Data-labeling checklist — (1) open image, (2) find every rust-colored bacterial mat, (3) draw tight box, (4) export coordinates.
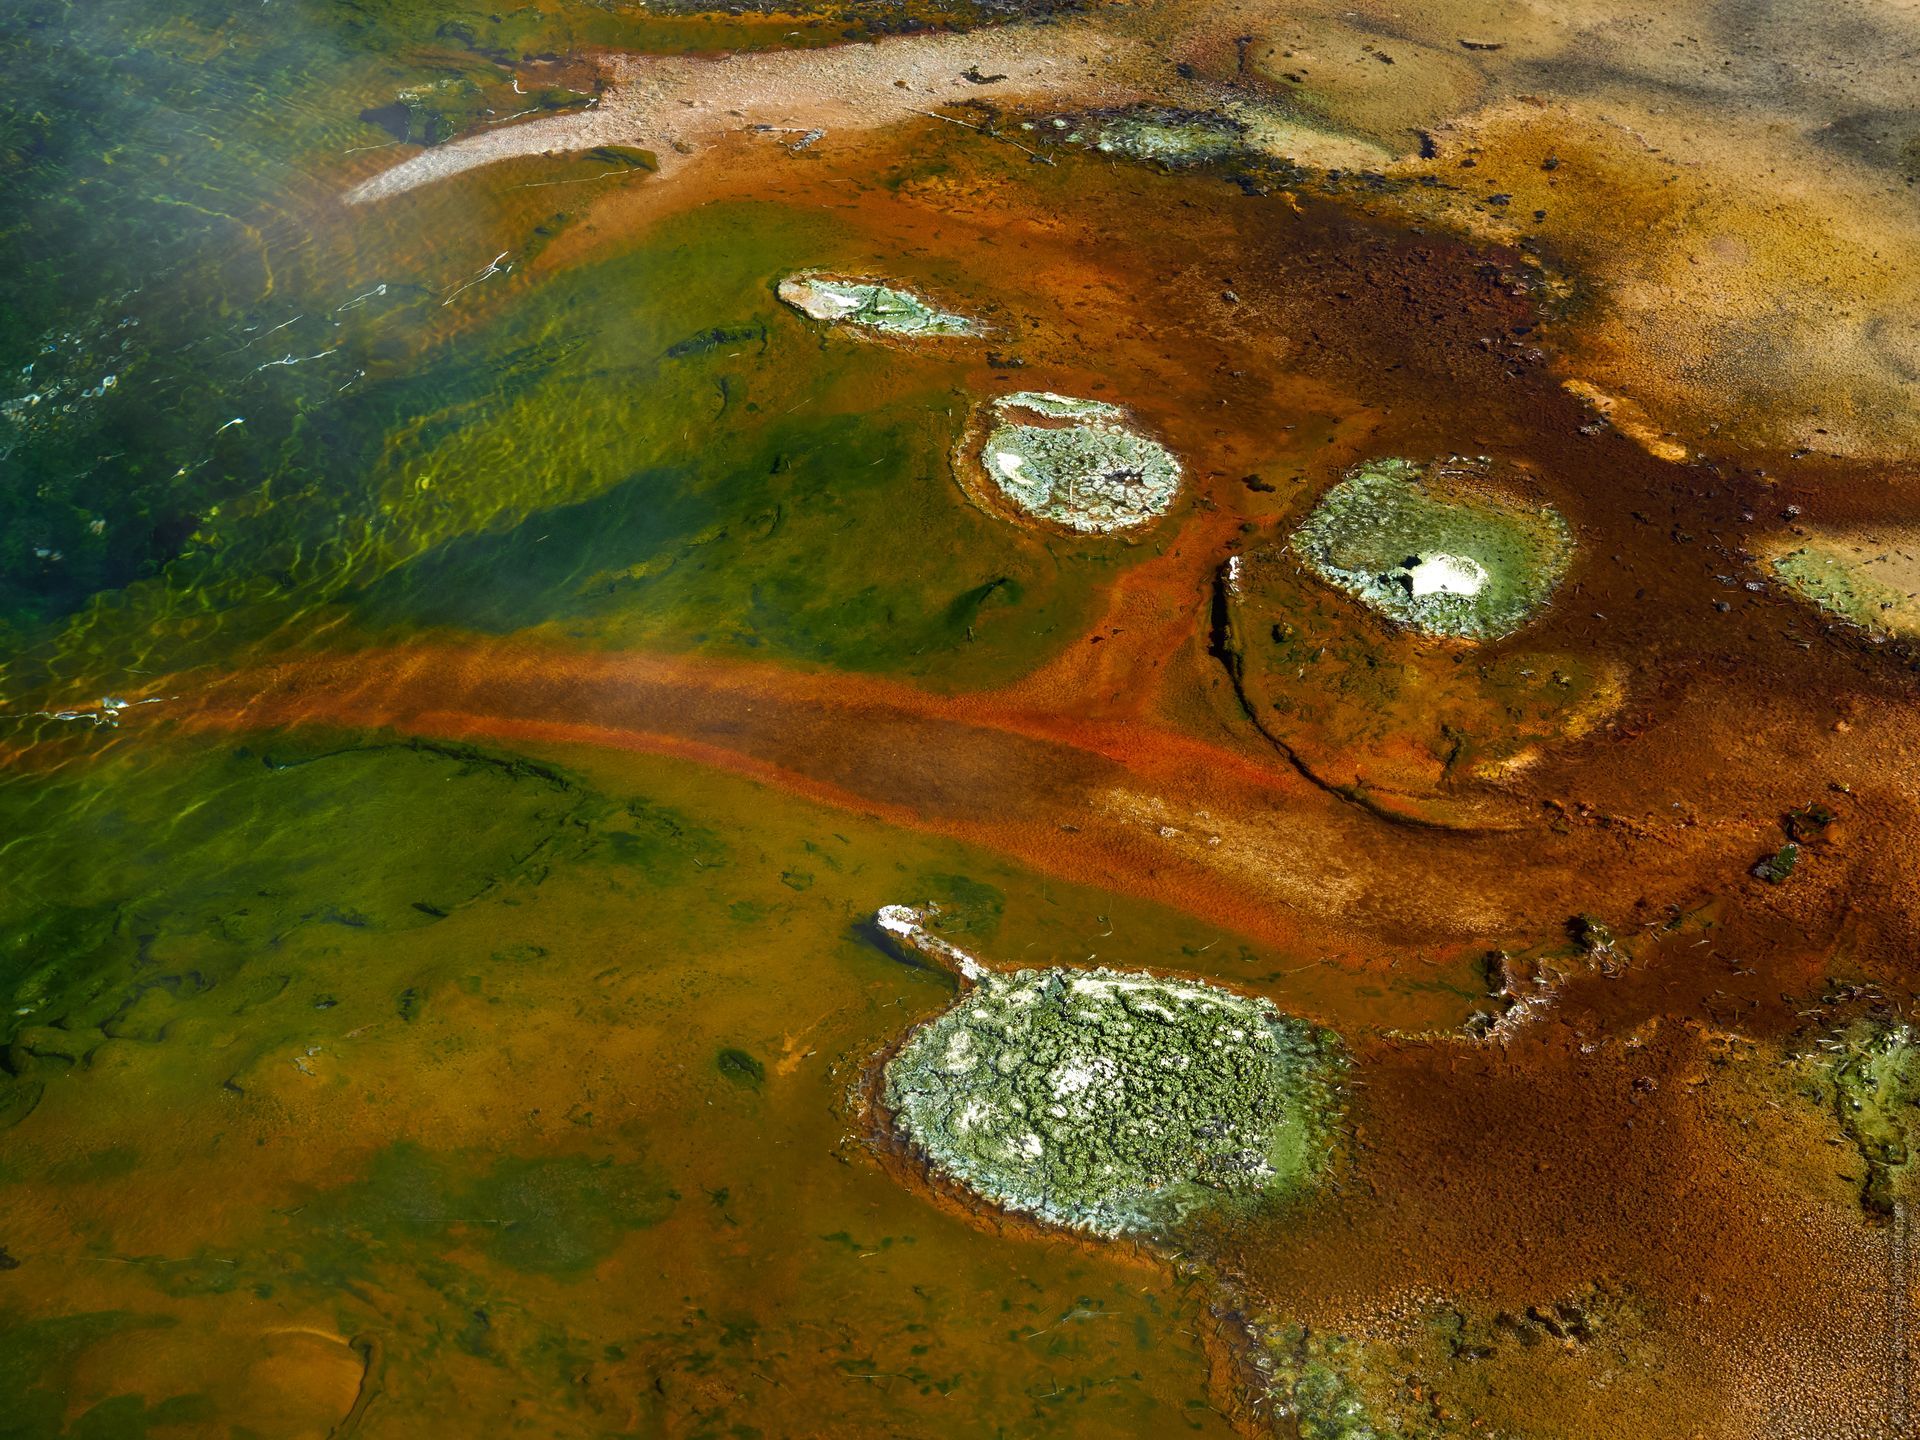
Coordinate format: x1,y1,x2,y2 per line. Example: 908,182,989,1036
3,2,1919,1437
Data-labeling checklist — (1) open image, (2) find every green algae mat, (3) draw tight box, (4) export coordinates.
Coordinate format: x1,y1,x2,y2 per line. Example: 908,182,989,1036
878,906,1345,1236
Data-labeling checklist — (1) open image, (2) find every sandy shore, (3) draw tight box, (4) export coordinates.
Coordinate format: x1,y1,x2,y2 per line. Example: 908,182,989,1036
345,23,1156,205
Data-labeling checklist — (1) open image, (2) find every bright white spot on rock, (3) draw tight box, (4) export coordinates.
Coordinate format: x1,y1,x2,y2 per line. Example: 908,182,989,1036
1401,551,1489,599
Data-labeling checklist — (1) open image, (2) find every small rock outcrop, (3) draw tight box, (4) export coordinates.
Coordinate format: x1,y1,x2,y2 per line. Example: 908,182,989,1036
776,273,976,337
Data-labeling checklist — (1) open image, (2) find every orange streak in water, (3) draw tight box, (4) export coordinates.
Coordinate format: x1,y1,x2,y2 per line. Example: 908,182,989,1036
133,637,1734,966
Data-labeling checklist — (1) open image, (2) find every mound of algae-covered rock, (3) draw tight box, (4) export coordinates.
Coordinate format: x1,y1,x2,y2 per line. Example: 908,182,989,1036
958,391,1182,534
1291,457,1572,640
877,905,1343,1237
776,272,976,337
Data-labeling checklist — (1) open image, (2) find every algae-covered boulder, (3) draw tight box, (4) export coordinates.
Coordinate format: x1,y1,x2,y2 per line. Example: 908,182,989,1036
1290,457,1572,640
956,391,1182,534
878,905,1341,1236
776,273,976,337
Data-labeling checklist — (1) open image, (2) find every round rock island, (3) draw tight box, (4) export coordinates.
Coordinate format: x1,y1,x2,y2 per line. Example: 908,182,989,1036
878,907,1343,1236
1290,456,1572,640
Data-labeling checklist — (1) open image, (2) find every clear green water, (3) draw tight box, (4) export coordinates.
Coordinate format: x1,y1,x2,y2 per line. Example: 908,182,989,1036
0,5,1262,1434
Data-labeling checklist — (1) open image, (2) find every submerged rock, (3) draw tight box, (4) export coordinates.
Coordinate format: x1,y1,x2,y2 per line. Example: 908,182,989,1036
1290,457,1572,640
877,904,1342,1237
958,391,1182,533
776,273,976,337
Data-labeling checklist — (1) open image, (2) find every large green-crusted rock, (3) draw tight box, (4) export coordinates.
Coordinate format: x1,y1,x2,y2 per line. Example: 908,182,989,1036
957,391,1182,534
1290,457,1572,640
878,906,1342,1236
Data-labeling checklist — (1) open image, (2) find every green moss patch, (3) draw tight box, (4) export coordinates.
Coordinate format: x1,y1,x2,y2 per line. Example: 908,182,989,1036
1771,541,1918,639
1799,1014,1920,1216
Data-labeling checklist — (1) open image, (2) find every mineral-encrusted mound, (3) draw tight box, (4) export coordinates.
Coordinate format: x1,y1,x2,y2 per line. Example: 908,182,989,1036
957,391,1181,534
1290,457,1572,640
879,908,1342,1236
776,272,976,337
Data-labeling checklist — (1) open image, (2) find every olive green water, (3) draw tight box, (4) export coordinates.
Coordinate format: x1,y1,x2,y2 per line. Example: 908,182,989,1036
0,5,1324,1434
3,730,1289,1436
